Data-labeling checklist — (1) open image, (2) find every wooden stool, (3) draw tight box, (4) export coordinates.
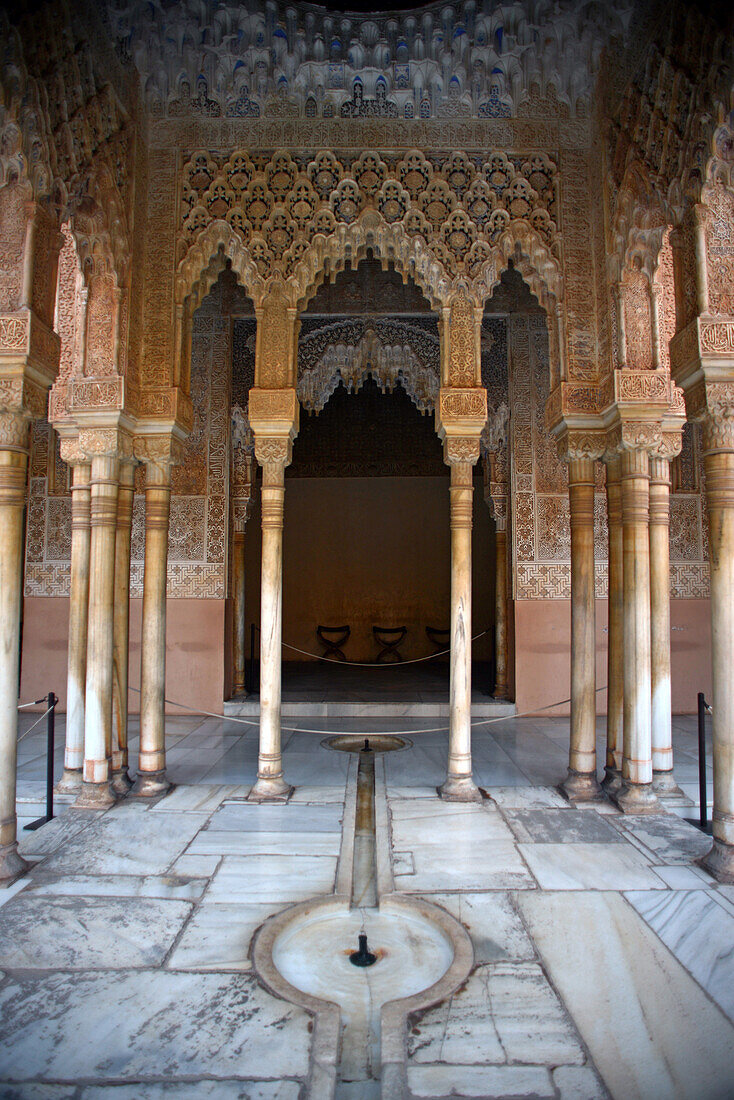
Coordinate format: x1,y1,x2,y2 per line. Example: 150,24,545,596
316,625,350,661
373,626,407,663
426,626,450,653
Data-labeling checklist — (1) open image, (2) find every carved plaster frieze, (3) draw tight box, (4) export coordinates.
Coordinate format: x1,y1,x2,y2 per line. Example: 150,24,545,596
0,409,32,451
0,375,47,420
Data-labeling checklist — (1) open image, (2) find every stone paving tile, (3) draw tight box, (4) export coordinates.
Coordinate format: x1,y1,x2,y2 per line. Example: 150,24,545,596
612,813,713,864
552,1065,610,1099
209,802,343,833
205,854,338,903
408,963,585,1067
166,902,283,970
426,892,536,963
17,810,98,858
407,1064,555,1098
38,807,209,876
502,808,623,844
0,895,192,969
519,842,666,890
0,971,310,1083
0,1086,77,1099
80,1084,302,1099
486,786,567,809
23,873,207,901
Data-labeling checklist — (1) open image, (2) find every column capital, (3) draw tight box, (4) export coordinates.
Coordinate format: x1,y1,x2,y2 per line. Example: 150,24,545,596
78,426,134,463
254,435,293,471
604,420,663,459
556,427,606,465
134,432,186,480
444,436,481,467
684,380,734,453
436,387,487,440
248,387,299,440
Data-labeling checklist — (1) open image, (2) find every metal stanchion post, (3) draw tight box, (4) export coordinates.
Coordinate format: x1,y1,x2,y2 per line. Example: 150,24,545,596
698,692,708,832
25,691,56,831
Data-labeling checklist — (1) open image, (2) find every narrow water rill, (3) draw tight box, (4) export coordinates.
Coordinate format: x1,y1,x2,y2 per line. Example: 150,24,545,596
252,742,473,1099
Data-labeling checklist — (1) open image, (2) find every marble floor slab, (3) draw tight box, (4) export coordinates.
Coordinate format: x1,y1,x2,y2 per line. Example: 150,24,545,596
625,889,734,1022
209,802,344,832
425,892,536,964
188,829,342,857
502,808,623,844
0,970,310,1084
38,806,209,876
0,894,192,969
518,890,734,1100
486,786,568,809
205,854,338,903
20,873,207,901
150,784,251,813
166,901,284,970
613,814,714,864
395,839,535,892
408,1063,555,1098
518,843,666,891
79,1084,302,1099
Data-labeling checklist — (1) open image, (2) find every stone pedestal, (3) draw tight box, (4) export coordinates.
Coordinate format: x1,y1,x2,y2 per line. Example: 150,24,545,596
616,447,659,814
57,454,90,793
649,455,685,799
439,442,481,803
561,455,603,803
76,448,119,809
602,456,623,795
0,438,31,883
112,459,135,794
249,439,293,802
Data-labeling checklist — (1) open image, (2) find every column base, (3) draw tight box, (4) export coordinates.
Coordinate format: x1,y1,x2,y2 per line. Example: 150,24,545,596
601,766,623,797
75,781,116,809
699,837,734,884
438,776,483,802
0,841,30,886
652,770,692,803
612,782,660,814
111,768,134,796
248,775,294,803
56,767,83,793
493,683,509,700
559,769,605,804
133,771,172,798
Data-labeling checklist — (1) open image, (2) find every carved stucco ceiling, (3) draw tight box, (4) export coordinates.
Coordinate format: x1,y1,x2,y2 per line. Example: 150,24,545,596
107,0,633,121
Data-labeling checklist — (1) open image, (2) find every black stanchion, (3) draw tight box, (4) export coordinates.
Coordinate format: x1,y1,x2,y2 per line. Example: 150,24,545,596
247,623,258,696
25,691,57,831
685,692,713,835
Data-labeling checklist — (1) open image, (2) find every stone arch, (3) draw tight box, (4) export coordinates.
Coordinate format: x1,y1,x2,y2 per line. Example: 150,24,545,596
611,160,676,282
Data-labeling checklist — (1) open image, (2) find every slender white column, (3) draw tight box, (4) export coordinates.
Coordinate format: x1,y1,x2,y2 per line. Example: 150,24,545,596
616,447,659,813
0,428,31,884
76,450,119,808
111,459,135,793
602,456,623,793
561,455,603,802
494,526,509,698
440,446,481,802
701,441,734,882
232,530,247,695
649,456,684,796
57,457,91,791
249,440,292,801
136,455,173,796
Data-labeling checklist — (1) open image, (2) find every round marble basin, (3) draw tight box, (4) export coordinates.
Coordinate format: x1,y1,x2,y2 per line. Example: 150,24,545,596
271,904,453,1007
322,734,411,754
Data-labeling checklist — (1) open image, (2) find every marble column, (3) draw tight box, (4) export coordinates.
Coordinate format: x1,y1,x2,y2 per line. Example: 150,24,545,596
494,525,509,698
440,441,481,802
0,421,31,883
111,459,135,793
232,529,247,695
602,455,623,793
136,448,175,797
76,445,120,808
250,439,292,801
57,454,91,792
649,455,684,797
616,446,659,813
700,423,734,881
561,454,603,802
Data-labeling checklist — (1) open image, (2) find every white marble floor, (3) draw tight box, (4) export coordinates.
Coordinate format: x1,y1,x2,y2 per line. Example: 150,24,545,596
2,711,729,1099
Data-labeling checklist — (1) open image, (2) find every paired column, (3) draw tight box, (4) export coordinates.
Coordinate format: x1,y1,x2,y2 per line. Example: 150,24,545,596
57,450,91,792
602,455,624,792
440,439,482,802
249,437,292,801
232,530,247,695
0,417,32,883
616,445,659,812
649,452,685,797
111,458,135,793
135,437,180,797
561,447,603,802
700,417,734,881
76,434,123,808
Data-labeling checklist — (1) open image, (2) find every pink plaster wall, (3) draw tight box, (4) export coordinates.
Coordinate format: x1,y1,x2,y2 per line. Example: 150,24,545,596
514,598,712,717
21,596,226,716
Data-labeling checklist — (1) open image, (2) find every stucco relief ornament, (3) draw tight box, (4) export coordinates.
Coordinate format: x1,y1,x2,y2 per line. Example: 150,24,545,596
482,400,510,453
700,384,734,453
231,404,254,453
557,429,606,463
444,437,481,466
254,437,291,467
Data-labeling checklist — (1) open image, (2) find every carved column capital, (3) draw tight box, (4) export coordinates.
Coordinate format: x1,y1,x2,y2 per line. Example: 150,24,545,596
686,380,734,453
134,433,186,483
79,426,134,463
254,435,293,472
604,420,663,458
556,428,606,465
444,436,481,469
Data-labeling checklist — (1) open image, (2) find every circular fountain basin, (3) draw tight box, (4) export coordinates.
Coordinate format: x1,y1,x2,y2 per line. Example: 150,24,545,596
271,903,453,1007
322,734,411,754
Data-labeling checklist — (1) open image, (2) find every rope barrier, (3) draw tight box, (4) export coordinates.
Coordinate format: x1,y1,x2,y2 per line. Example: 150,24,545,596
18,697,52,709
278,630,489,667
17,705,54,743
125,683,608,739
